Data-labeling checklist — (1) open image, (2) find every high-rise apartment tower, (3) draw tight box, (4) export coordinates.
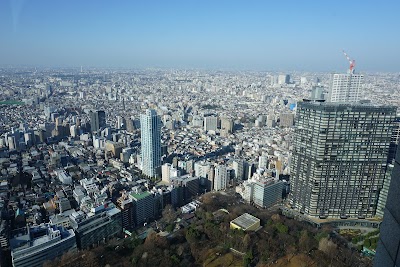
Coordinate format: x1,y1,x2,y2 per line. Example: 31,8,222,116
140,109,161,178
289,101,395,219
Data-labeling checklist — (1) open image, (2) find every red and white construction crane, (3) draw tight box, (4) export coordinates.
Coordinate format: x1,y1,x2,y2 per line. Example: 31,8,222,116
342,50,355,73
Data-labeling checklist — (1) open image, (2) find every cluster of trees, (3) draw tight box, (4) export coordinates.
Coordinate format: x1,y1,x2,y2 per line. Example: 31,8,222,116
44,192,373,267
351,229,380,250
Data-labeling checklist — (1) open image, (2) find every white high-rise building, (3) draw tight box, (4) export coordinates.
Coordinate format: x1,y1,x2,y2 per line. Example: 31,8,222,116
204,116,219,131
328,73,363,103
214,165,229,191
161,163,171,183
233,160,245,181
278,74,290,85
194,161,210,178
258,155,268,169
140,109,161,178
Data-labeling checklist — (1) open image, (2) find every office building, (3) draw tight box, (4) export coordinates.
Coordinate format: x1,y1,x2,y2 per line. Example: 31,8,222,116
170,175,200,203
327,73,363,103
89,110,106,133
130,190,154,227
253,179,284,208
374,146,400,266
204,116,219,132
140,109,161,178
10,224,76,267
289,101,395,218
69,208,122,250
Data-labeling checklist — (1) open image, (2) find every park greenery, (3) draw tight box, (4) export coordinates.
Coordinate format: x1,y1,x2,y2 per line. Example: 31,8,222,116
44,192,373,267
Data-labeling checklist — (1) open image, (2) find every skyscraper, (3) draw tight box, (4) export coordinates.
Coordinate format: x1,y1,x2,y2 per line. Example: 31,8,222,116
289,100,395,219
140,109,161,178
89,110,106,133
327,73,364,103
278,74,290,85
374,145,400,266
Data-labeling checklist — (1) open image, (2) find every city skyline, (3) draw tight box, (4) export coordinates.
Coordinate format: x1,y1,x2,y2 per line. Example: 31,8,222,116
1,1,400,266
1,1,400,71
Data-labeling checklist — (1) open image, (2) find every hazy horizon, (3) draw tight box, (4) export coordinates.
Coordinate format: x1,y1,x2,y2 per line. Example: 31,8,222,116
1,0,400,72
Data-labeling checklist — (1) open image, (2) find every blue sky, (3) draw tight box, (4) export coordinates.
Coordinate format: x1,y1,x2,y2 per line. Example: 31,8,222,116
1,0,399,71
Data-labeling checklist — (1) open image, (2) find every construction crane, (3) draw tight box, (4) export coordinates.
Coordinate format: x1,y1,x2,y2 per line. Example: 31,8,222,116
342,50,355,73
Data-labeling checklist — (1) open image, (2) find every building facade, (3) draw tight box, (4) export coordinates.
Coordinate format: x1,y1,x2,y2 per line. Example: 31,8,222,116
70,208,122,250
140,109,161,178
89,110,106,133
327,73,363,103
130,191,154,227
289,101,395,219
214,165,229,191
204,116,219,132
10,224,76,267
374,145,400,266
253,180,284,208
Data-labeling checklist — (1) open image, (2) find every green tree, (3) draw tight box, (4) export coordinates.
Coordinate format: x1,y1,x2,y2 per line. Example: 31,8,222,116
243,251,253,267
275,222,288,234
185,225,201,242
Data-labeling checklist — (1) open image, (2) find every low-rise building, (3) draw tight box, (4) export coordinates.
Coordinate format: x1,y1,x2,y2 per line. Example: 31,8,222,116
230,213,260,231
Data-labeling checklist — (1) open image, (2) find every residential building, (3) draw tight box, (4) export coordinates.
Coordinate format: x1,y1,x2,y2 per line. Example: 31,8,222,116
327,73,363,103
289,101,396,218
140,109,161,178
214,165,229,191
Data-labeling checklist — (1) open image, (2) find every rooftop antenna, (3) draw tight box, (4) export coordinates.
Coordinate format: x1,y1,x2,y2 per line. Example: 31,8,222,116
342,50,356,74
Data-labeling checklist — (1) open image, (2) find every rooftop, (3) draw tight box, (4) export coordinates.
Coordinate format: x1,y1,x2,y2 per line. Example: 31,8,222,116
231,213,260,230
130,191,151,200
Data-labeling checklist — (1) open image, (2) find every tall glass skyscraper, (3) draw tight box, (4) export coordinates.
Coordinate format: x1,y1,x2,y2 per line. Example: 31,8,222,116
289,101,396,219
140,109,161,178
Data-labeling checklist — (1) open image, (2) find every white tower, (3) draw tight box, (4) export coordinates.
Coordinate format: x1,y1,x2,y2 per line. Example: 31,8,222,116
140,109,161,178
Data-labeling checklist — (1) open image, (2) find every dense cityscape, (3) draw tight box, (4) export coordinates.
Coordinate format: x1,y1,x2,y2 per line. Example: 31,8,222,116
0,64,399,266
